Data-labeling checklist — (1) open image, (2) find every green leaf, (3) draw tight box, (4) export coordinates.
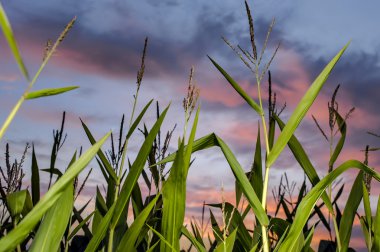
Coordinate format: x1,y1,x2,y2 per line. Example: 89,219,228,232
29,183,74,252
208,202,252,251
116,194,160,251
329,110,346,168
252,124,263,201
215,136,269,226
0,132,110,252
274,115,334,214
6,190,32,218
68,211,95,241
111,105,169,228
25,86,79,100
0,3,29,80
362,182,372,247
85,203,116,252
302,226,315,252
214,228,238,252
267,43,349,168
31,145,40,205
157,133,268,227
208,56,262,115
372,195,380,252
181,226,207,252
360,216,371,250
161,107,199,251
278,159,380,252
126,99,153,139
339,171,363,251
147,224,176,252
81,120,118,182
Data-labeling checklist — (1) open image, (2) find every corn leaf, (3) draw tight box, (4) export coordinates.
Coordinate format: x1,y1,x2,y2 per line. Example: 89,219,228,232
85,203,116,252
29,182,74,252
329,110,346,168
116,194,160,251
0,132,110,252
208,202,252,251
111,105,169,228
0,3,29,80
274,115,334,214
339,171,363,251
6,190,32,218
278,159,380,251
126,99,153,139
181,226,207,252
68,211,95,241
81,120,118,182
214,228,238,252
31,145,40,205
267,43,349,168
25,86,79,100
208,56,262,115
373,195,380,252
157,133,268,226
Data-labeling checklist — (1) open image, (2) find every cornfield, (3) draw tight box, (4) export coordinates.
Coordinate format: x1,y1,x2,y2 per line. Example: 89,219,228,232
0,1,379,252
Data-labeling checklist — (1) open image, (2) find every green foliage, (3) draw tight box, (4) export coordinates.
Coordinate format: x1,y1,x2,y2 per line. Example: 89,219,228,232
0,3,378,252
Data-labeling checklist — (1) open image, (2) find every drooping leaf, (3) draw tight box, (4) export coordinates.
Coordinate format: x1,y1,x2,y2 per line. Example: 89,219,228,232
208,56,262,115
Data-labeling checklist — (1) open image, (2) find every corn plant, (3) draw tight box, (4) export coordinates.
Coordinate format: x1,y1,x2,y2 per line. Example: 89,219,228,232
0,1,379,251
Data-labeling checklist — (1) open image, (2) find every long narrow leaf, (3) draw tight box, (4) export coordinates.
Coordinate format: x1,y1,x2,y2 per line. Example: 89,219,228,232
278,160,380,251
208,56,262,115
274,115,334,213
85,204,116,252
31,145,40,205
0,132,110,252
372,195,380,252
339,171,363,251
267,43,349,168
0,3,29,80
25,86,79,100
111,105,169,228
29,183,74,252
116,194,160,251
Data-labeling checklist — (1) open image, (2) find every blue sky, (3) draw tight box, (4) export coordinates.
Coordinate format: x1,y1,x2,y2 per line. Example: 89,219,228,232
1,0,380,250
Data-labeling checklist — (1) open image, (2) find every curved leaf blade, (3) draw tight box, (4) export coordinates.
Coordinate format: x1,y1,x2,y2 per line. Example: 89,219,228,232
267,43,349,168
279,160,380,251
0,132,110,252
208,56,262,115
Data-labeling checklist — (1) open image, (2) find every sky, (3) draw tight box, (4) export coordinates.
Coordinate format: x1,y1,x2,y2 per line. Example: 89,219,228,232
1,0,380,250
